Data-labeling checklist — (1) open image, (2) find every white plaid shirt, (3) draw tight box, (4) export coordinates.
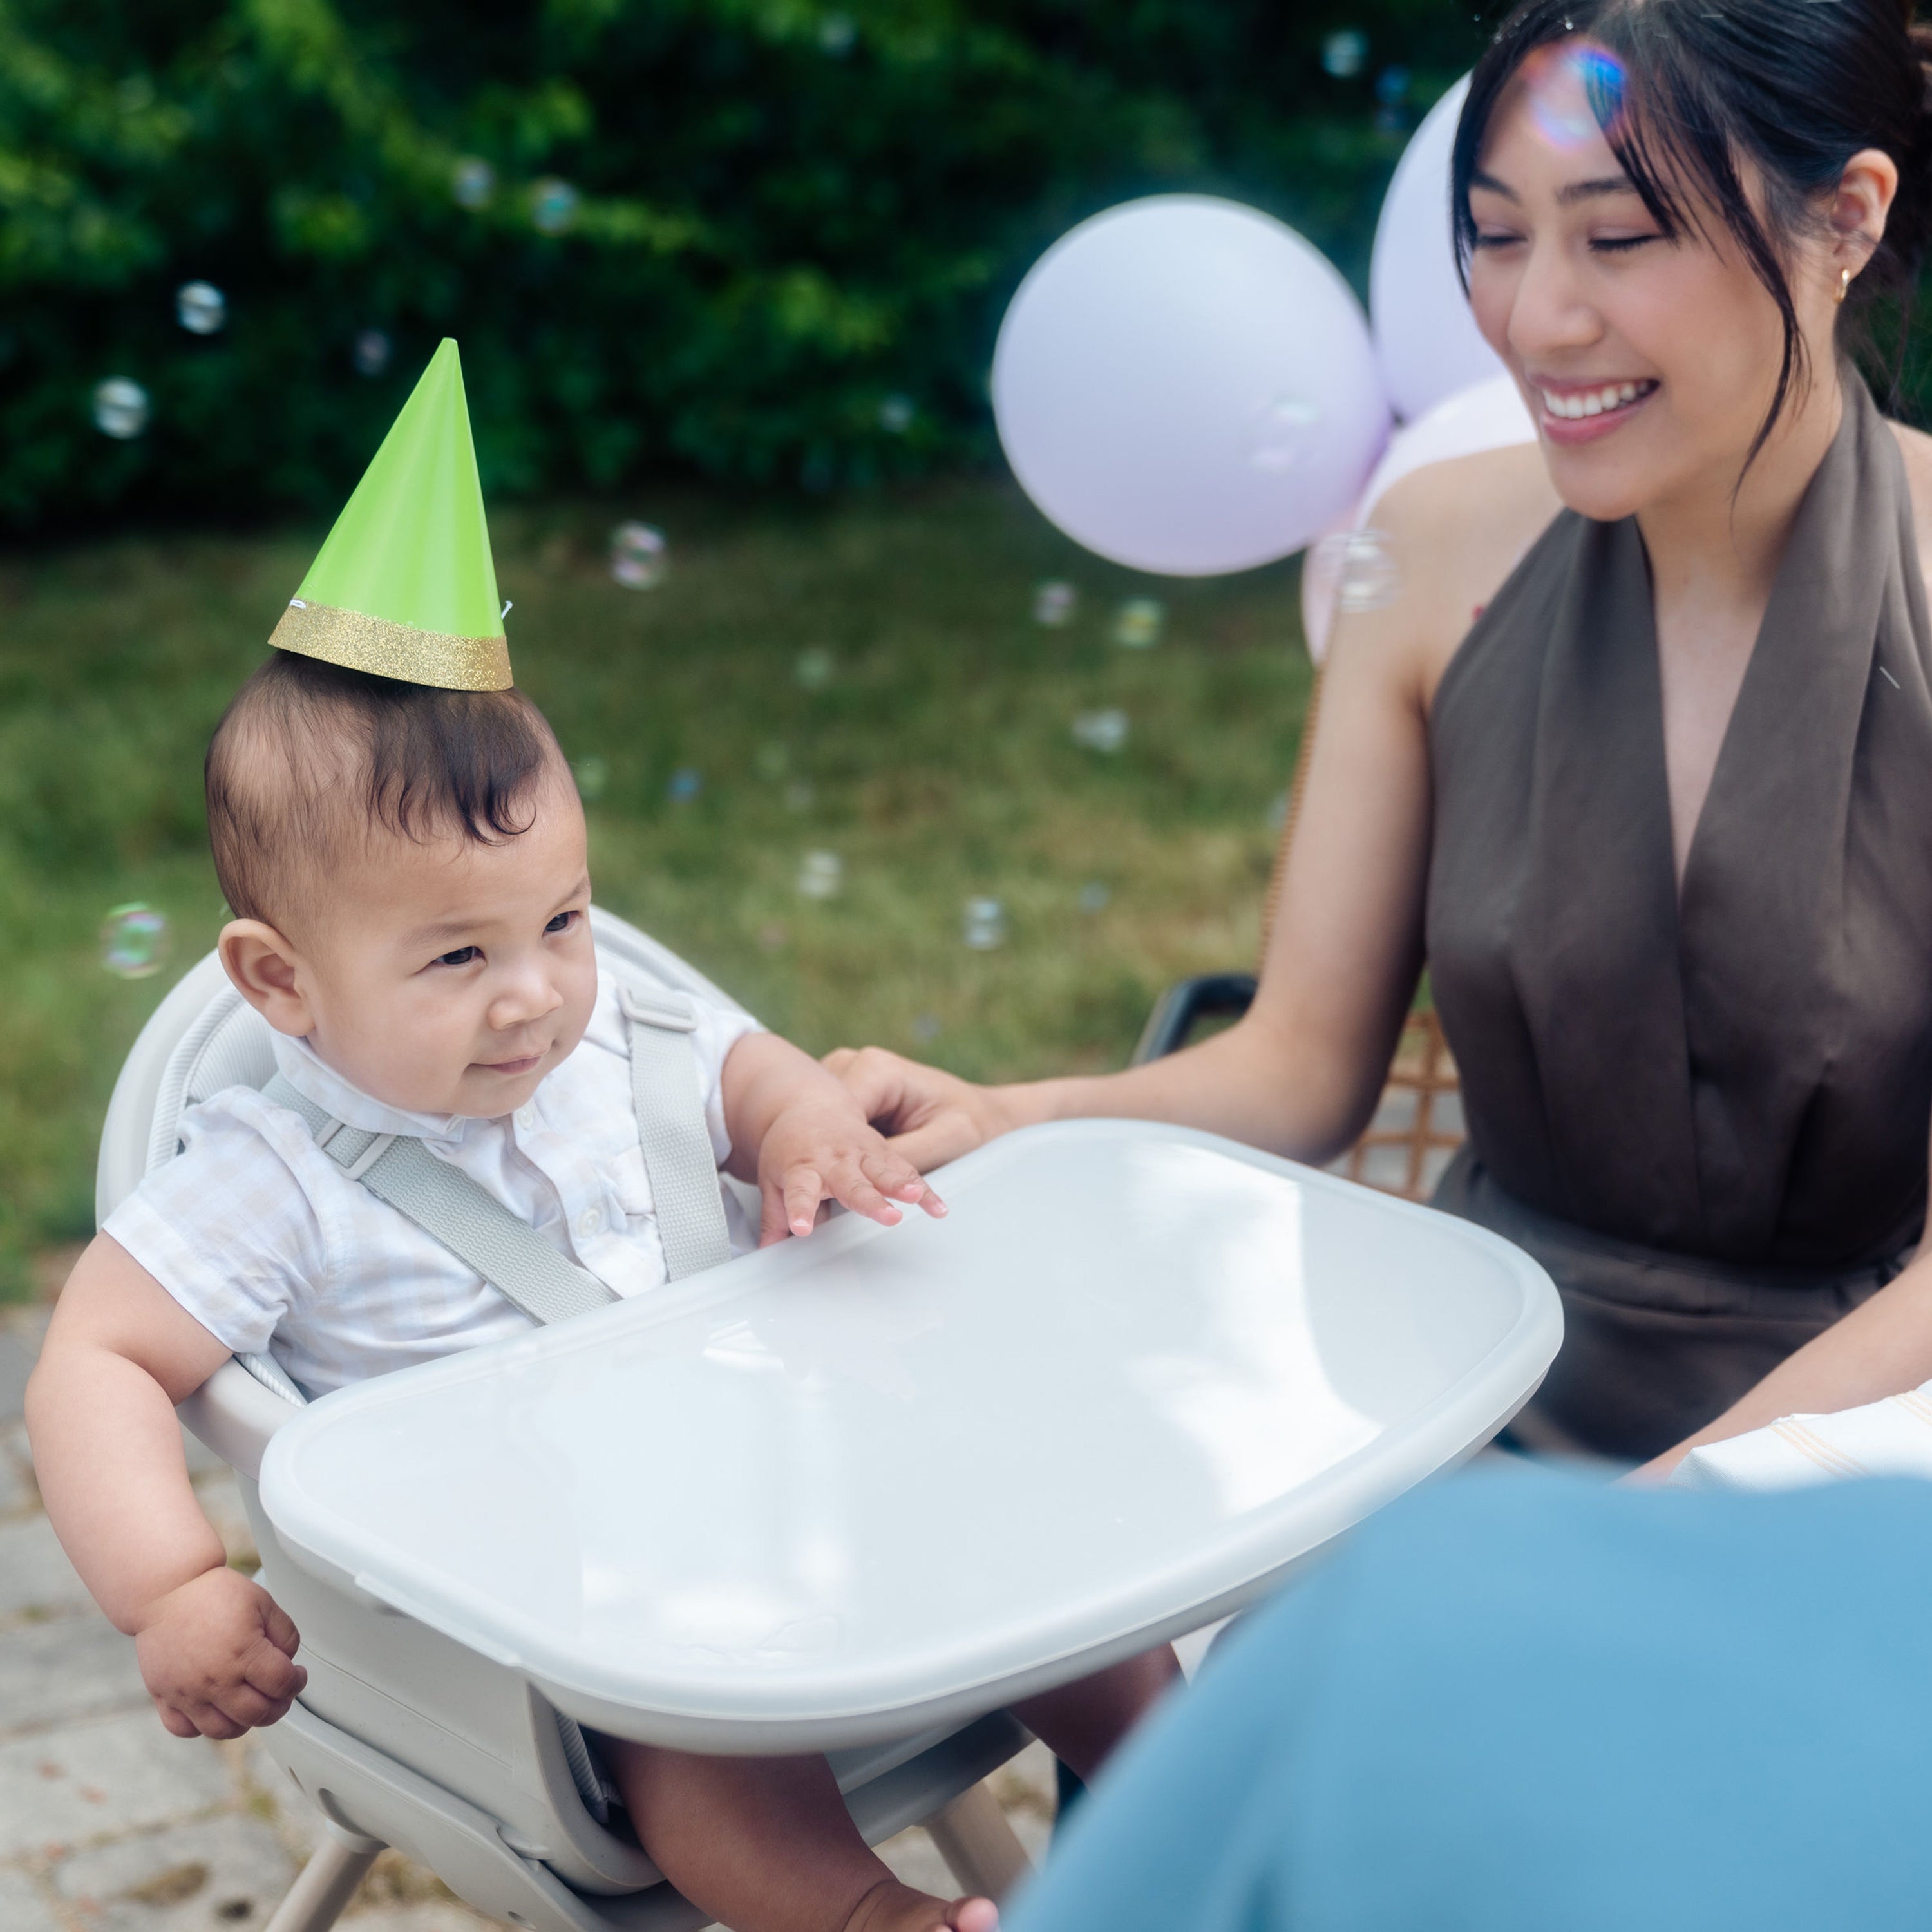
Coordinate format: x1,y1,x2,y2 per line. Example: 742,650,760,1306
104,971,761,1396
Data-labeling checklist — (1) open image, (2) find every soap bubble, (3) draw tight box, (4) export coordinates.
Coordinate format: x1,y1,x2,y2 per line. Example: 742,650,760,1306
92,378,149,439
1071,708,1129,754
1249,394,1322,473
795,647,835,690
531,178,580,236
963,897,1007,950
1077,881,1111,914
911,1012,942,1042
352,330,391,377
666,766,703,804
100,904,171,979
819,12,857,53
1322,28,1368,77
175,281,226,335
452,156,495,209
610,522,667,589
755,743,790,781
878,393,915,434
1112,598,1164,649
1032,580,1077,627
1316,527,1403,616
784,779,817,812
797,850,843,900
571,755,609,802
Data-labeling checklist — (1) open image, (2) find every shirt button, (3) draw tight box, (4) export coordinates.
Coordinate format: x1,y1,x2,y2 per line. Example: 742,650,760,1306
515,1106,536,1132
576,1208,603,1238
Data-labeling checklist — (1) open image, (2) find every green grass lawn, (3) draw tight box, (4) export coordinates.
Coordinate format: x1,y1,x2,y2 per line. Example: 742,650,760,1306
0,479,1311,1296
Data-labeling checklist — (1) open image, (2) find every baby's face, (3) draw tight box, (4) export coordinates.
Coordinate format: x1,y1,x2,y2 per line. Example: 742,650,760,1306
262,773,598,1119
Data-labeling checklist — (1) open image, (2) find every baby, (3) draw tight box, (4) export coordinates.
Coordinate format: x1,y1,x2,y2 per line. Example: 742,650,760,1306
26,654,1175,1932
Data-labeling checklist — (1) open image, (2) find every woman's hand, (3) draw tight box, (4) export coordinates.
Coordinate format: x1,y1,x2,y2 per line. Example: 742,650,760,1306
822,1046,1028,1171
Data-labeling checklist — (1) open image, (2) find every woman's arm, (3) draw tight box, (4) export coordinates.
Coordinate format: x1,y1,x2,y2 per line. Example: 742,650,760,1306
1636,1215,1932,1480
832,616,1431,1170
833,453,1559,1174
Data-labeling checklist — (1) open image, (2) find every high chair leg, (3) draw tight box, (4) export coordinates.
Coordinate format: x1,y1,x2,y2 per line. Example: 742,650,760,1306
263,1824,385,1932
924,1780,1032,1902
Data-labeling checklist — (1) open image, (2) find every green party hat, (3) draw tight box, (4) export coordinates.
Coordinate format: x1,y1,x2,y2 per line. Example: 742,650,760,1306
269,339,511,691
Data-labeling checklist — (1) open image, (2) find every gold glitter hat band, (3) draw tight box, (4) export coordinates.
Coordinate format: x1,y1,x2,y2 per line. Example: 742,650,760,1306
270,341,512,693
269,600,513,693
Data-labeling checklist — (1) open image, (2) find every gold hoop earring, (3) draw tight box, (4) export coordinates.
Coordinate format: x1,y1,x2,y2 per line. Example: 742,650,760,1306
1837,265,1853,305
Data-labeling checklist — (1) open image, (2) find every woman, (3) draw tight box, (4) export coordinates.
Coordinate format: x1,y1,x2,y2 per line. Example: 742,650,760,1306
836,0,1932,1470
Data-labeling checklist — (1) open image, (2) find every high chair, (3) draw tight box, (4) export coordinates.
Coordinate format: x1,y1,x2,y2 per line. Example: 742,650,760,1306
98,907,1562,1932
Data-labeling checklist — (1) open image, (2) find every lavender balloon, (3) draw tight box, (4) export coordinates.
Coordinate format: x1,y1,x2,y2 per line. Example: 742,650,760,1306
1370,75,1510,424
993,196,1390,576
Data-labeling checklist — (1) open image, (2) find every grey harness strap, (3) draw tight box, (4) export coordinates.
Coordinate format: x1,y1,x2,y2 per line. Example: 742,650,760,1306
259,978,732,1325
618,984,733,1282
262,1077,617,1327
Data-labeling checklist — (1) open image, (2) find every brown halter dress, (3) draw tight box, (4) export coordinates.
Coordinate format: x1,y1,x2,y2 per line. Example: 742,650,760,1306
1427,377,1932,1461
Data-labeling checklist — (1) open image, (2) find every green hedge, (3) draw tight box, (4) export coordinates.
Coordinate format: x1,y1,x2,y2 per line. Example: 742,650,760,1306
0,0,1483,527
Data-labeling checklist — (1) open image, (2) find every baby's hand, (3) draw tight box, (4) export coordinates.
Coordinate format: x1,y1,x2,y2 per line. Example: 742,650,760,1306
133,1566,307,1741
757,1094,947,1245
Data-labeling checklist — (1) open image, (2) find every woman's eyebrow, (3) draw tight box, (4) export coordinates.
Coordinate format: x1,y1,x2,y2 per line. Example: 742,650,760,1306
1470,170,1640,206
1557,175,1638,205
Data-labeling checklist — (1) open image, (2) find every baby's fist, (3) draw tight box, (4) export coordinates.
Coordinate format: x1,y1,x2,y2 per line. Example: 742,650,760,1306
133,1566,306,1741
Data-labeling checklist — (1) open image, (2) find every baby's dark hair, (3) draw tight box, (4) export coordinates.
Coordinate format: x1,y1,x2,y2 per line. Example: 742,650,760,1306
205,652,565,929
1454,0,1932,469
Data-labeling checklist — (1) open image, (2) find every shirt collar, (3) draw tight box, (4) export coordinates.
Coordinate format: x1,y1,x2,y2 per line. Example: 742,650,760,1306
269,1032,472,1143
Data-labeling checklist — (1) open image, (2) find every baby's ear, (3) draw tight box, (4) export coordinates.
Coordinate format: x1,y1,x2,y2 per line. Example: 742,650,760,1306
218,920,314,1037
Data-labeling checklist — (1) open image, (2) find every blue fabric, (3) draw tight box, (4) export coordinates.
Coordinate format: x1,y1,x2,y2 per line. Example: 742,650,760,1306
1008,1463,1932,1932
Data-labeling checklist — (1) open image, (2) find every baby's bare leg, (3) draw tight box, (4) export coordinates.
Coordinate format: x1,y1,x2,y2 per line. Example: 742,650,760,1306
605,1741,998,1932
1010,1643,1182,1781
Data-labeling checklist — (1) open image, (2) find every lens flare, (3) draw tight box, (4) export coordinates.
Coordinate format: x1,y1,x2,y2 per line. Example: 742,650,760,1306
1522,39,1627,153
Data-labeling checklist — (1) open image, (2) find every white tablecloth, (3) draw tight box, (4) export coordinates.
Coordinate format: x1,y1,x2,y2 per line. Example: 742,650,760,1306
1672,1383,1932,1490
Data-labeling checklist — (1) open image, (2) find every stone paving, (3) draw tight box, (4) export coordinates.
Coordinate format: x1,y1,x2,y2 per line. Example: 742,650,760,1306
0,1302,1059,1930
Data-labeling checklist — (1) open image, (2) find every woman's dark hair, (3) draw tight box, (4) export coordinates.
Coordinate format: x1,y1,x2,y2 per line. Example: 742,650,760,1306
1452,0,1932,467
205,650,563,927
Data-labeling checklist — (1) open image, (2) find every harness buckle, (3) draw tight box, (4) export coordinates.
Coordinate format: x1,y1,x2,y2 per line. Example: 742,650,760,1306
618,983,700,1034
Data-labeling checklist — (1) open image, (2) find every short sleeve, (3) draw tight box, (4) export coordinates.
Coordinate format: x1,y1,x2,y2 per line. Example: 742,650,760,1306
100,1093,328,1359
688,998,764,1167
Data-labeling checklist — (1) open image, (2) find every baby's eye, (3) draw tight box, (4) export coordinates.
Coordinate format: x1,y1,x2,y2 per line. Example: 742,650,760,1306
544,910,578,936
435,945,480,967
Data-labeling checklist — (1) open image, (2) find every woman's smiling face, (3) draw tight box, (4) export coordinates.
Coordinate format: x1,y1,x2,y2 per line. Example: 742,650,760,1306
1464,41,1836,522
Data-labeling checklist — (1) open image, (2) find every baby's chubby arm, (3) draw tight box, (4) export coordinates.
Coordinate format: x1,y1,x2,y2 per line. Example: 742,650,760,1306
24,1236,307,1740
721,1032,947,1245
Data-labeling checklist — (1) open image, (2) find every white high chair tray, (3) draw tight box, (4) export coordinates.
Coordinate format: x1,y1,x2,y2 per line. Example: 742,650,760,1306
260,1120,1560,1754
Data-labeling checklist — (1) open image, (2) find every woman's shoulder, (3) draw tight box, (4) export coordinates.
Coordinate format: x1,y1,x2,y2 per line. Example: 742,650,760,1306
1360,443,1564,692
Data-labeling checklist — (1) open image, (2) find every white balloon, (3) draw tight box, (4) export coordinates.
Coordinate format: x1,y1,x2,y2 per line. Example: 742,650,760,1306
1302,370,1537,662
994,195,1390,576
1371,75,1507,424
